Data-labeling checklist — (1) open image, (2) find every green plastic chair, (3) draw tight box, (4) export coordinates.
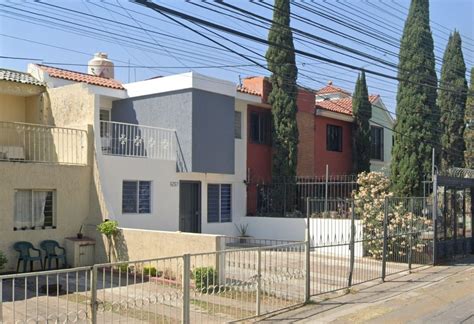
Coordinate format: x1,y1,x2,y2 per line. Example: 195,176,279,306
40,240,67,270
13,241,43,272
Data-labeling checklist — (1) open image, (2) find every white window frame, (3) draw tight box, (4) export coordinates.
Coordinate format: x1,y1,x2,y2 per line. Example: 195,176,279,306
207,183,232,223
122,180,152,214
14,189,56,230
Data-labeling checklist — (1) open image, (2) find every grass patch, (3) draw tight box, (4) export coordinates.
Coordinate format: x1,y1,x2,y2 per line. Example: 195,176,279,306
190,299,254,318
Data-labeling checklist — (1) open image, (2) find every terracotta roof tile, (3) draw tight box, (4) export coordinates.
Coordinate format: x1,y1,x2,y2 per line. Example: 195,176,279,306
237,85,262,96
315,83,351,96
315,95,379,116
35,64,124,90
0,68,44,86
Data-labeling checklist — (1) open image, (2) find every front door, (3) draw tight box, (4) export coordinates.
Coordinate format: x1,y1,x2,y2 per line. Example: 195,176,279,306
179,181,201,233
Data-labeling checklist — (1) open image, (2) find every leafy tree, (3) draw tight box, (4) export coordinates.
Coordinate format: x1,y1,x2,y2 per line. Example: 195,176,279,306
391,0,439,196
265,0,298,214
439,31,467,169
464,68,474,168
352,71,372,174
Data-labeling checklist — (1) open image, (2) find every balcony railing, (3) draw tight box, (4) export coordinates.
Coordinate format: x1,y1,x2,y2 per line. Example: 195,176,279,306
100,121,178,162
0,121,87,165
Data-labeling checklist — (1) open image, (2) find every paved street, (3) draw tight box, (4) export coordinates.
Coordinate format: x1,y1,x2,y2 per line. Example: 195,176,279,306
260,255,474,323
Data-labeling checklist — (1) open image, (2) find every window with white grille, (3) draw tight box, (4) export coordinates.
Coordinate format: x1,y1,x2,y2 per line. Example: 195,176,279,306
122,181,151,214
208,184,232,223
14,190,55,230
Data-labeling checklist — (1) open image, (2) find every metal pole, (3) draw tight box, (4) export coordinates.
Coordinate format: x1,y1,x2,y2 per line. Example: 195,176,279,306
324,164,329,213
408,198,414,271
256,248,262,316
305,197,311,302
182,254,190,324
381,197,389,281
431,148,435,179
0,278,3,322
90,266,98,324
348,199,356,287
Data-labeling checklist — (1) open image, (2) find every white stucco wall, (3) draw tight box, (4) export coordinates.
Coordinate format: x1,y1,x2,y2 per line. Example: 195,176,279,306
370,98,394,173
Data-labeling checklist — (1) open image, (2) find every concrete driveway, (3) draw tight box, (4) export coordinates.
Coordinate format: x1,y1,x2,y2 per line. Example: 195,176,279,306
259,255,474,323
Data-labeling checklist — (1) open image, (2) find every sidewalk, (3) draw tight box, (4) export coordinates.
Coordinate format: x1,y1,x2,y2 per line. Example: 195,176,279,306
259,256,474,323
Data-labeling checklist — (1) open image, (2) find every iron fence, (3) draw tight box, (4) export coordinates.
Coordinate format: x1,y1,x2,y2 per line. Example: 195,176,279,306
100,120,177,161
254,175,358,217
0,121,87,165
1,243,306,323
307,197,434,296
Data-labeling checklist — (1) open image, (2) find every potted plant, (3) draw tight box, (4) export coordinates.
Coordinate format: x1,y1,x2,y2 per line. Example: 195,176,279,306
97,219,119,262
77,224,84,239
234,223,251,244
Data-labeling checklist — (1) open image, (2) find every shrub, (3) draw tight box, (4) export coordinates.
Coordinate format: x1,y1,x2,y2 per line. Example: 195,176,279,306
192,267,217,293
97,220,119,237
0,251,7,271
143,266,163,277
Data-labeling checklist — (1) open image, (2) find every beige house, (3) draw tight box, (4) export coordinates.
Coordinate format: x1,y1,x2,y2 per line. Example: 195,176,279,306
0,68,113,272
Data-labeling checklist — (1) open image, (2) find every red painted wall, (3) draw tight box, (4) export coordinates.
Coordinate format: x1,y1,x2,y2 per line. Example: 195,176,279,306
314,116,353,175
246,105,272,215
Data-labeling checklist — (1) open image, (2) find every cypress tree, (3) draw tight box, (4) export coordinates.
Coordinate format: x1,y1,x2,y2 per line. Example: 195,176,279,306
352,71,372,174
464,68,474,168
439,31,467,169
265,0,298,213
391,0,439,196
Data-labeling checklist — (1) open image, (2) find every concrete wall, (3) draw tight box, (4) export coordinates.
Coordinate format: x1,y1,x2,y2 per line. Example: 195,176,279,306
370,99,394,173
0,163,91,272
115,228,225,262
240,216,363,256
192,89,235,174
112,89,235,174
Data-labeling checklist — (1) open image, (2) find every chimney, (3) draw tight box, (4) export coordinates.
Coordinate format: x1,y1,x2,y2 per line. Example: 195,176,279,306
88,52,114,79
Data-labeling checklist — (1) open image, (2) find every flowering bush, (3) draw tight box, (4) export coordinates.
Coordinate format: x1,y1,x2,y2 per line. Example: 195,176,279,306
353,172,431,260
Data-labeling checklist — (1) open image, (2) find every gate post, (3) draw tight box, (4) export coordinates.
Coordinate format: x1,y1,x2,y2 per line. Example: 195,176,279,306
305,198,311,302
432,174,438,265
90,266,98,324
348,199,356,287
381,197,389,281
408,198,414,271
182,254,190,324
256,248,262,316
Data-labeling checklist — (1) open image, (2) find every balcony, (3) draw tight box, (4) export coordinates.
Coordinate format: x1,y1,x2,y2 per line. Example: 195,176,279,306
0,121,88,165
100,121,185,169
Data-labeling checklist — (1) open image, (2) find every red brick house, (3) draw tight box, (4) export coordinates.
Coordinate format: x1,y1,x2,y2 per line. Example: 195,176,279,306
239,77,389,215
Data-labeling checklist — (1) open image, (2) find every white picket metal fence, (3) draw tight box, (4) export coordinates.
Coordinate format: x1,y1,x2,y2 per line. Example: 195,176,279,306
0,121,87,165
100,121,177,161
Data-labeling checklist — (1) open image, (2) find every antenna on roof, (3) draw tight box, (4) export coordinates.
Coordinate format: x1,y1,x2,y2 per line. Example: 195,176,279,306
238,74,242,87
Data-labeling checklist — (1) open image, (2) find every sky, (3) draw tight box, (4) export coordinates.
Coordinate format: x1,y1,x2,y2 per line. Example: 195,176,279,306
0,0,473,114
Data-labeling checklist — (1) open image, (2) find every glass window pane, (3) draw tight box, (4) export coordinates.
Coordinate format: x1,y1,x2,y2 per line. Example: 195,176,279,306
122,181,138,213
208,184,220,223
43,192,54,227
234,111,242,139
138,181,151,214
14,190,32,229
220,184,232,222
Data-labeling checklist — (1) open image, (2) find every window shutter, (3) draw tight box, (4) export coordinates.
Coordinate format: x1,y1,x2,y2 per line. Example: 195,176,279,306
122,181,138,213
207,184,220,223
220,184,232,222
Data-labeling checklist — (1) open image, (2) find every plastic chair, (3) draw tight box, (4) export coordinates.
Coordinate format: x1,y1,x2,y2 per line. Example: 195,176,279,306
13,241,43,272
40,240,67,270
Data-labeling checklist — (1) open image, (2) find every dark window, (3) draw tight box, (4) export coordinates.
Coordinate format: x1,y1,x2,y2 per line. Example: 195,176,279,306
250,111,271,145
122,181,151,214
371,126,384,161
326,125,343,152
234,111,242,139
207,184,232,223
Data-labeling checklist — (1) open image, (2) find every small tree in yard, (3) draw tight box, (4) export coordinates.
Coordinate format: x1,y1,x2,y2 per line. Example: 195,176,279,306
97,220,119,262
353,172,431,260
465,67,474,168
352,71,372,174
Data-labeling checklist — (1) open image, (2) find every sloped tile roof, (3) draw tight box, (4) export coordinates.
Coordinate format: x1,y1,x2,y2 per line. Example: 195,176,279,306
315,83,351,96
0,68,44,86
315,95,379,116
237,85,262,96
35,64,124,90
